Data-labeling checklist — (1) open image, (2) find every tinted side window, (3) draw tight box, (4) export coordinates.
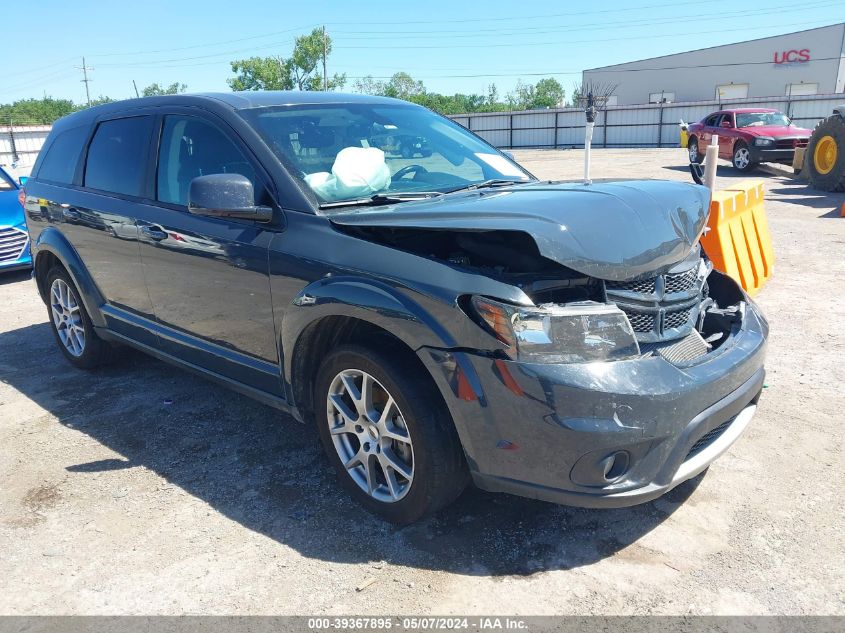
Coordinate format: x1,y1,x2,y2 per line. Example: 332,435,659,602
157,115,258,206
704,114,719,127
84,116,154,197
37,125,89,184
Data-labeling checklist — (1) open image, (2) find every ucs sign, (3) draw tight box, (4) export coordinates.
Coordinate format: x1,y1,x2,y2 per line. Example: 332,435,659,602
774,49,810,64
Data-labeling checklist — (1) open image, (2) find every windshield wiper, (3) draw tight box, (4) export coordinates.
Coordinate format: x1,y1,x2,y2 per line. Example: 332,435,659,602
443,178,529,194
319,192,442,209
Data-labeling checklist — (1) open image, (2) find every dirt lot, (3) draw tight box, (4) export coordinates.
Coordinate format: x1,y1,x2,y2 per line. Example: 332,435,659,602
1,149,843,615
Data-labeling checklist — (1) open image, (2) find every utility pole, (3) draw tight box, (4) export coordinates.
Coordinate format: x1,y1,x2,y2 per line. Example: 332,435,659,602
132,80,140,98
76,57,93,106
7,115,19,164
322,25,328,91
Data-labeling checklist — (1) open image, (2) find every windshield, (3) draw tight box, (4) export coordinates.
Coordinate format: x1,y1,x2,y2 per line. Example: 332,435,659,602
735,111,791,128
239,103,532,206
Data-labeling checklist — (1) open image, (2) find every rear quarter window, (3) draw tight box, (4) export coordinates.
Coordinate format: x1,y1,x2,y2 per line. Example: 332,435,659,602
35,125,89,184
84,116,154,197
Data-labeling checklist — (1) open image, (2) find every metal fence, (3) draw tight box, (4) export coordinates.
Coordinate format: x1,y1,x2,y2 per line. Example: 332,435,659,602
449,93,843,149
3,94,842,165
0,125,51,168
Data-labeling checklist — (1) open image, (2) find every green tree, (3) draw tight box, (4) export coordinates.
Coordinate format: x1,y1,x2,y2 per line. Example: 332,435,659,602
383,72,425,100
532,78,565,109
228,56,293,91
87,95,116,107
289,28,346,90
229,28,345,91
142,82,187,97
352,75,386,95
0,97,76,125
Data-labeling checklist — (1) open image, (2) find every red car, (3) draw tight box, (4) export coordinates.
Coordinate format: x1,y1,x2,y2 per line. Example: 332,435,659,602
687,108,812,172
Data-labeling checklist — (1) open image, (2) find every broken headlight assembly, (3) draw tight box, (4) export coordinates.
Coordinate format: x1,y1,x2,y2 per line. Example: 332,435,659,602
470,297,641,364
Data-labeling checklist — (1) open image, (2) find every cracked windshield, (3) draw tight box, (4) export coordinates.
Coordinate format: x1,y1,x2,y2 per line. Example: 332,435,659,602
240,103,531,206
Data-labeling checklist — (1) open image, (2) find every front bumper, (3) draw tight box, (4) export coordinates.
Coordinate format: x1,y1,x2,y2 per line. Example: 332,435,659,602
749,146,804,164
0,245,32,272
418,302,767,508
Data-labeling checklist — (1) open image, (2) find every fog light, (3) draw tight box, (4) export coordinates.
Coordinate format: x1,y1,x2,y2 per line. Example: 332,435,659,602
601,451,630,482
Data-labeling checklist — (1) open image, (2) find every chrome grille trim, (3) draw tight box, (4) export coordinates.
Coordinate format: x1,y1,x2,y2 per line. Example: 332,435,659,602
0,226,29,263
605,257,708,344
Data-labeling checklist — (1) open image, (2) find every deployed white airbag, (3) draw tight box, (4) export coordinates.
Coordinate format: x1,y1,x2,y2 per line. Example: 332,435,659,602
305,147,391,200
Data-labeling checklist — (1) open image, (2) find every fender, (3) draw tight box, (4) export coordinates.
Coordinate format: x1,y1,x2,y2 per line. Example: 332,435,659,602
281,275,458,380
279,274,489,417
32,227,107,328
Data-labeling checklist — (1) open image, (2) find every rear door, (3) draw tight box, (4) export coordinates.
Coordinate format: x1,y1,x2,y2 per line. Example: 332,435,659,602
136,110,283,396
715,113,736,159
34,115,158,345
699,112,721,151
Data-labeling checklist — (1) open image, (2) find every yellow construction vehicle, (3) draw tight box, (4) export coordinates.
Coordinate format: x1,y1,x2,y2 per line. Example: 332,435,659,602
800,104,845,192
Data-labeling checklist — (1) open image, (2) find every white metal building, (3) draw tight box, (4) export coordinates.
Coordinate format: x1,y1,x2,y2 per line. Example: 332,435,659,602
582,23,845,105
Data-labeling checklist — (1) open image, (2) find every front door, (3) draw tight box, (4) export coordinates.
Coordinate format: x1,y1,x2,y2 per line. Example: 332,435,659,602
137,112,282,396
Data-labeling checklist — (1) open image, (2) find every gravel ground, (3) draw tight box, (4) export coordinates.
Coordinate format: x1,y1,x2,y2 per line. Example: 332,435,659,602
1,148,843,615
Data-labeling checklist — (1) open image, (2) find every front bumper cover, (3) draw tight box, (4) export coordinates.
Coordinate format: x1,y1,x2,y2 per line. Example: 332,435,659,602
418,302,767,508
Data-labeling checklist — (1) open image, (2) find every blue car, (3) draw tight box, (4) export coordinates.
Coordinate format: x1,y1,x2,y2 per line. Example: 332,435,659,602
0,166,31,272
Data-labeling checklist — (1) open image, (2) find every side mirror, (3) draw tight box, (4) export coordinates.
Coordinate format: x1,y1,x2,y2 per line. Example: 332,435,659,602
502,150,515,160
720,120,733,129
18,176,28,186
188,174,272,222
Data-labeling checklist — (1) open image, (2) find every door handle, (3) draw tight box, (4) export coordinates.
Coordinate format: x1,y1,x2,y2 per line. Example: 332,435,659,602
141,226,168,241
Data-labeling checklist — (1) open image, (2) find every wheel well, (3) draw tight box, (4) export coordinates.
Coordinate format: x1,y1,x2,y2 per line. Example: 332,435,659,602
290,316,430,423
34,251,62,301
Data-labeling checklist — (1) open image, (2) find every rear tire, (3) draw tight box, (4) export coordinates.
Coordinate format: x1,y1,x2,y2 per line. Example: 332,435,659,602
314,343,468,524
45,266,116,369
806,115,845,192
732,142,757,172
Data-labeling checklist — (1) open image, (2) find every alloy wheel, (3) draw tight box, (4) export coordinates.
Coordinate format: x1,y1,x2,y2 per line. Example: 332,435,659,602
688,143,698,162
734,147,750,170
326,369,415,503
50,278,86,357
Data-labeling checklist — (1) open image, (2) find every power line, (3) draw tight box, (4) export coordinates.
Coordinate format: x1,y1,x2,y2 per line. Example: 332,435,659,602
333,19,841,49
325,0,840,37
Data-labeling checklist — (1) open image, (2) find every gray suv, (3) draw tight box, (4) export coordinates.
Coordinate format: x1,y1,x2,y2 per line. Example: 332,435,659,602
22,92,767,523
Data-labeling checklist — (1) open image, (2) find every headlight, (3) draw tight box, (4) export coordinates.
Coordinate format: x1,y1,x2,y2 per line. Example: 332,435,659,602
753,137,775,146
470,297,640,364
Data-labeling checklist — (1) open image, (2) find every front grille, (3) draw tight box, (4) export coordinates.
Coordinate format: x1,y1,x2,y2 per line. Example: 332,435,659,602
605,258,705,343
0,226,28,263
774,138,807,150
627,312,656,333
606,277,656,294
640,330,710,364
664,268,698,294
685,417,734,461
664,308,692,330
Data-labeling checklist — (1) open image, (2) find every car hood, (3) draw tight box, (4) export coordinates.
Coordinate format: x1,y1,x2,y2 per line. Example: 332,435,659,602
0,191,25,228
329,180,711,281
741,125,812,137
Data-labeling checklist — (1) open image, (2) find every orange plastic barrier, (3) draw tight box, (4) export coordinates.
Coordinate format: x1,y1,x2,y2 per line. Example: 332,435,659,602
699,180,774,297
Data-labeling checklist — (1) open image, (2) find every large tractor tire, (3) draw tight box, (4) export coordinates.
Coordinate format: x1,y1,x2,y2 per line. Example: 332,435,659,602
806,113,845,192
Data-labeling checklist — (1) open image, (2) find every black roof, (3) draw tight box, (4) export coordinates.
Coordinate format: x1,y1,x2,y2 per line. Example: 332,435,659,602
52,91,410,132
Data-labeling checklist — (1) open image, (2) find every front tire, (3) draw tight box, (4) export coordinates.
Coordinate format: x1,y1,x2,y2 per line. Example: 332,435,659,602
45,267,115,369
806,115,845,192
314,344,468,523
732,142,757,172
688,138,702,164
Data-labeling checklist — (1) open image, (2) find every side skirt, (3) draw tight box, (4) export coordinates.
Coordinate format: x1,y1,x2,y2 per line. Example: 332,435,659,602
97,327,304,422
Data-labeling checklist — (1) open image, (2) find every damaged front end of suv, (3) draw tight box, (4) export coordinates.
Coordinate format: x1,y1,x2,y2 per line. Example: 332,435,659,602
328,179,767,508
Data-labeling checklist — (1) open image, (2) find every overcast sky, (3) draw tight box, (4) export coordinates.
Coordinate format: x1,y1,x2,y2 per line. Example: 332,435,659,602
5,0,843,103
